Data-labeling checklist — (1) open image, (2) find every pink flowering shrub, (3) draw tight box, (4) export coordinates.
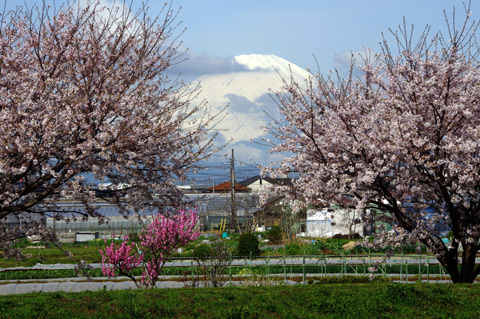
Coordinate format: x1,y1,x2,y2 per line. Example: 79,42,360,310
99,210,199,288
99,234,142,280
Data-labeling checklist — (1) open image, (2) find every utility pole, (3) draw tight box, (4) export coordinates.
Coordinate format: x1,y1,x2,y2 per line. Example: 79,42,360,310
230,149,239,232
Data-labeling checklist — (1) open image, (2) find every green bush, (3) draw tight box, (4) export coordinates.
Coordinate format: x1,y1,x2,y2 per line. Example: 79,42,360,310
127,232,142,243
237,233,260,258
13,238,30,248
193,244,213,260
281,242,320,255
284,242,301,255
301,243,320,255
265,225,283,243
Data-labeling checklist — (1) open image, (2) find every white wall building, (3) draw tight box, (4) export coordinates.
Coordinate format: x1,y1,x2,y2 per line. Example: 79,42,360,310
239,176,291,192
306,208,364,238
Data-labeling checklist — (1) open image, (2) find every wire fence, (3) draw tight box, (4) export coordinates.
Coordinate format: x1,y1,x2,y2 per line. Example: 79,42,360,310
165,253,455,285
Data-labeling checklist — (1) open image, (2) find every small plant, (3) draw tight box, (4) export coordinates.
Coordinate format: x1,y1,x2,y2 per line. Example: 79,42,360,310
194,244,213,260
240,273,278,287
265,226,283,243
301,243,320,255
284,242,301,255
194,240,231,288
237,233,260,258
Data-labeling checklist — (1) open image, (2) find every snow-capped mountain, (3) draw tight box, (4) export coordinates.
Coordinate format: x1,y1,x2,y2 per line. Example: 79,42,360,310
191,54,311,163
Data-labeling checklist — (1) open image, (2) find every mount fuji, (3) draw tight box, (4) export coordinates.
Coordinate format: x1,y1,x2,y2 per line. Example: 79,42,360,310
191,54,311,164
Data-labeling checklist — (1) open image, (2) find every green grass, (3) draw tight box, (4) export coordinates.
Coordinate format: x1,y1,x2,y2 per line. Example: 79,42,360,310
0,283,478,318
0,245,103,268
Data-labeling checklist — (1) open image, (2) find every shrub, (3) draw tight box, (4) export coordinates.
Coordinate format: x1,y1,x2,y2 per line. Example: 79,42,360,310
282,241,321,255
99,210,199,288
284,242,302,255
332,233,361,239
301,243,320,255
265,226,283,243
237,233,260,258
13,238,30,249
194,244,213,260
196,241,231,287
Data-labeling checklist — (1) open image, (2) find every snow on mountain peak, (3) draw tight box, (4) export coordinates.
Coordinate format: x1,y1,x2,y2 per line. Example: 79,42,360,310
192,54,311,161
235,54,284,71
234,54,310,79
195,54,311,106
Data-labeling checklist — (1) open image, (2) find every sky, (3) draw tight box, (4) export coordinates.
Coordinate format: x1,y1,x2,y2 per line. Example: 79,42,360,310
5,0,480,184
172,0,480,78
6,0,479,76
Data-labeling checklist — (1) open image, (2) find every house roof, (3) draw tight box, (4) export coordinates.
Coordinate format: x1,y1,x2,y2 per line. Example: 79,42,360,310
207,181,251,192
238,175,293,187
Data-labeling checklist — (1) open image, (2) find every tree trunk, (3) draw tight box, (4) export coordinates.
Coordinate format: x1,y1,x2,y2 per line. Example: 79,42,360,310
442,256,462,283
439,244,479,283
460,243,479,283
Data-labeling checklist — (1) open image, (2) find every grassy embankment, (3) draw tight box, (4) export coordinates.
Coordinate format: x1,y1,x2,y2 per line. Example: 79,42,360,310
0,283,479,318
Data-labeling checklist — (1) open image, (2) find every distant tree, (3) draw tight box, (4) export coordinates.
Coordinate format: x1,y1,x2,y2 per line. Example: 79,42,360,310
264,5,480,283
0,1,219,256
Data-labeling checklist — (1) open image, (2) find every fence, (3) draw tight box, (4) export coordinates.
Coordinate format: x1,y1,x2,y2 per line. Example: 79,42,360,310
163,253,453,285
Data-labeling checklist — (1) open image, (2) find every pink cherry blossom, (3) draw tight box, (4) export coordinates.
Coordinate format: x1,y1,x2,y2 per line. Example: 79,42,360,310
263,6,480,283
0,1,220,255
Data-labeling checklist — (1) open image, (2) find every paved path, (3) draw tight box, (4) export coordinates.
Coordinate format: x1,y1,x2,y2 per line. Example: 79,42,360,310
0,276,303,295
1,267,463,296
0,277,203,295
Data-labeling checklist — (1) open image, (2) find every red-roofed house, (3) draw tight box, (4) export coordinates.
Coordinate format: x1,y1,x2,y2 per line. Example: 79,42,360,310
207,181,251,193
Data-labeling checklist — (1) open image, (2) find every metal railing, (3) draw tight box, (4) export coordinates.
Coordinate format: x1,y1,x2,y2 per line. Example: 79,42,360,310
164,253,456,284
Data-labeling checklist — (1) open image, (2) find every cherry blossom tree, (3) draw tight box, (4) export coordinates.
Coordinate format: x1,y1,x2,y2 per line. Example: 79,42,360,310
99,209,199,288
0,0,219,253
264,6,480,283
